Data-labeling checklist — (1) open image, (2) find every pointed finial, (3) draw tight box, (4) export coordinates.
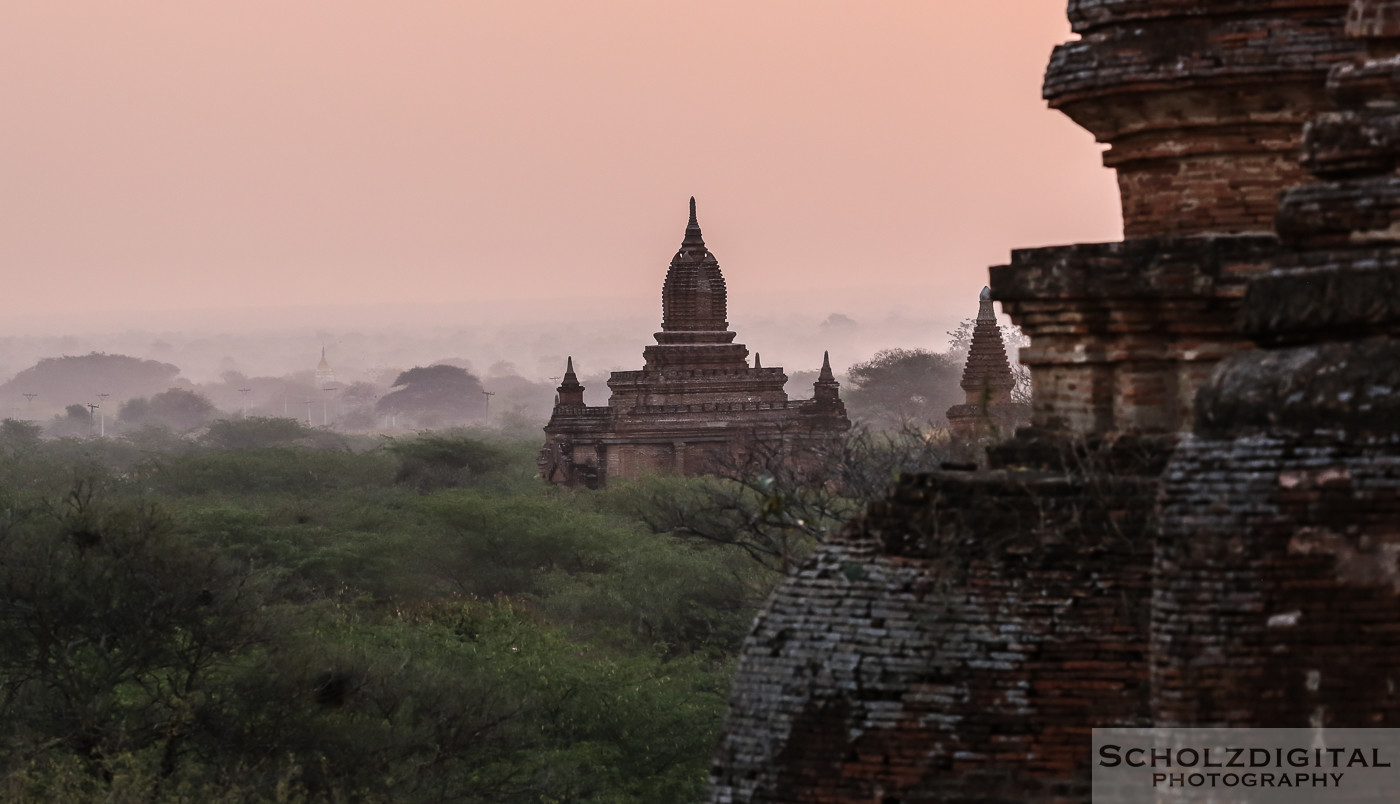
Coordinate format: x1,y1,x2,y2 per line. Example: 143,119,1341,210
977,286,996,322
818,350,834,382
754,352,761,369
562,356,579,384
682,196,705,247
566,356,575,375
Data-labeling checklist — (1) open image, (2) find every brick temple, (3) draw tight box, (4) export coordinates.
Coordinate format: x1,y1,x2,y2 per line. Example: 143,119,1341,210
711,1,1400,802
539,199,849,488
944,286,1025,459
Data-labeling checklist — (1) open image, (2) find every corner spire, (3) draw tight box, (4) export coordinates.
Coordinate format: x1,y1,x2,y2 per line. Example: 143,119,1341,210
556,356,585,406
754,352,761,369
813,350,843,409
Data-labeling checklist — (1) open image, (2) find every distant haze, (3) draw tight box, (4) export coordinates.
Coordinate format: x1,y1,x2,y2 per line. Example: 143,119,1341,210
1,2,1120,374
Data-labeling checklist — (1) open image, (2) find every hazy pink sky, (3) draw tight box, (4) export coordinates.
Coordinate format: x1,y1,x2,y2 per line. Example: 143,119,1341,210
1,2,1120,333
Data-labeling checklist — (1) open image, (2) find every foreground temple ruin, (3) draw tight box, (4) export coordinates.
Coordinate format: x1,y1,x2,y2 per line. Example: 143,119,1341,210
711,0,1400,801
539,200,849,488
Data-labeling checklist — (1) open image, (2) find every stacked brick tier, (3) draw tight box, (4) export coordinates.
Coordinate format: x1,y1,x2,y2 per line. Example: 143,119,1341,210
995,0,1354,437
1048,0,1354,238
992,236,1277,433
710,463,1158,803
1153,0,1400,727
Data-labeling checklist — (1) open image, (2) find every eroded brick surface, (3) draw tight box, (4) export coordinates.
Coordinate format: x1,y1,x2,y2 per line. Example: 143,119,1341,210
1154,0,1400,728
711,468,1157,803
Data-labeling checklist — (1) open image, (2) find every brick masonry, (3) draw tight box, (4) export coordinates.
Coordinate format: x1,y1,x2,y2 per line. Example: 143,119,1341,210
1153,0,1400,728
707,1,1396,801
711,465,1158,804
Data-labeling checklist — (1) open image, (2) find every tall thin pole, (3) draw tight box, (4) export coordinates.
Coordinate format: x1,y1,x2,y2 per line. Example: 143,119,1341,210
96,393,109,437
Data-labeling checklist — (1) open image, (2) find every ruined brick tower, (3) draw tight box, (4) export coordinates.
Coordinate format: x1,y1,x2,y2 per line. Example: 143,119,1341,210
709,3,1362,802
1155,0,1400,729
996,0,1355,434
945,286,1024,458
539,199,849,488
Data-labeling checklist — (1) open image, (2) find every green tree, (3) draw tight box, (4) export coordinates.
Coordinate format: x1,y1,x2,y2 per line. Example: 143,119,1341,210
200,416,324,450
119,388,217,431
376,365,488,428
0,353,181,412
0,484,267,784
844,348,963,427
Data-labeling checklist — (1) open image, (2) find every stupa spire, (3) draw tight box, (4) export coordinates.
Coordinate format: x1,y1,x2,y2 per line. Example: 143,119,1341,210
960,288,1015,405
660,197,729,334
812,350,843,409
682,196,705,248
978,286,996,322
556,356,585,406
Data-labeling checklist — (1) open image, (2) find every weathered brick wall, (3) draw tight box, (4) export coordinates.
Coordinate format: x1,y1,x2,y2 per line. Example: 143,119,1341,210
992,237,1277,433
1155,430,1400,727
1152,0,1400,729
711,467,1157,803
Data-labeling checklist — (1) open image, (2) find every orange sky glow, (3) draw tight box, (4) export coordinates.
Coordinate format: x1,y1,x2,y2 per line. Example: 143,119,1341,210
1,1,1121,335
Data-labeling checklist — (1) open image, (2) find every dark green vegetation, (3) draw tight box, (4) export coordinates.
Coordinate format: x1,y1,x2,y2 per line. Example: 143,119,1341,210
0,419,784,803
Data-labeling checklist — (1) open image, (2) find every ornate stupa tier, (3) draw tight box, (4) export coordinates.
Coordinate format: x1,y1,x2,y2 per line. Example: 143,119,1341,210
659,197,730,335
646,198,751,371
1046,0,1355,238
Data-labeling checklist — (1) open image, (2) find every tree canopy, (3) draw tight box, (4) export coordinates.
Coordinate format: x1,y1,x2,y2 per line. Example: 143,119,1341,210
118,388,218,431
0,353,181,411
376,364,489,428
843,348,963,427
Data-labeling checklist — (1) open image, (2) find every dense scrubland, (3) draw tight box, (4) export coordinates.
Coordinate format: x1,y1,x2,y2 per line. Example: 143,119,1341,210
0,318,1019,802
0,416,949,803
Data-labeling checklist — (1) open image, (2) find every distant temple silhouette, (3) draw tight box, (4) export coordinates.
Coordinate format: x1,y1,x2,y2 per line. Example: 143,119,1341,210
314,346,336,386
945,286,1025,459
539,198,849,487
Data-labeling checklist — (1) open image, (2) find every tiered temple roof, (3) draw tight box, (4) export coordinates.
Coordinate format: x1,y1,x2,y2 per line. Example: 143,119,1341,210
539,200,848,488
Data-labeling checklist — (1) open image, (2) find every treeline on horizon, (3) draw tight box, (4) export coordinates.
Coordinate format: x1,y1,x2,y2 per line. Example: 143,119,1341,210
0,315,1027,440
